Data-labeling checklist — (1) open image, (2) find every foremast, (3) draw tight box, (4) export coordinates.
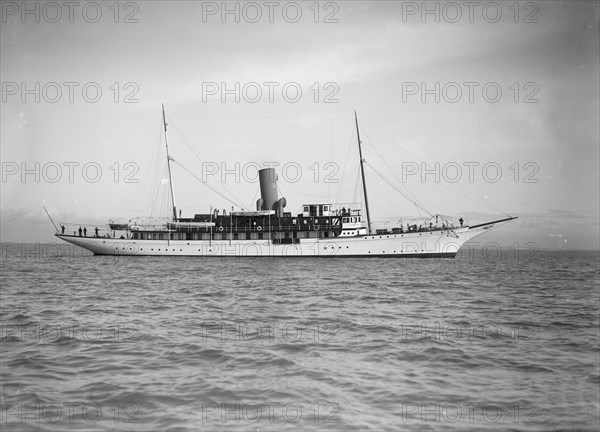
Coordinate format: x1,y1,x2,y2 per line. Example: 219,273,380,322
162,103,177,221
355,111,372,235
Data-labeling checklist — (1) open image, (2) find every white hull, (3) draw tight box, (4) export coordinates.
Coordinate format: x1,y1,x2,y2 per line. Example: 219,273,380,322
53,109,517,258
56,224,498,258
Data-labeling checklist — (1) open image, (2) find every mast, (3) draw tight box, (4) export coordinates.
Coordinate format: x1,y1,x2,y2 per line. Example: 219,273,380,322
355,111,372,235
162,103,177,221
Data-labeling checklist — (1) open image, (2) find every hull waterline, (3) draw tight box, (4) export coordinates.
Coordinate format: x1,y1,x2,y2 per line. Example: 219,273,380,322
56,219,511,258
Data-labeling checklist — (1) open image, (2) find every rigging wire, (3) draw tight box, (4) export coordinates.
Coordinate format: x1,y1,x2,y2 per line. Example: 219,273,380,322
360,127,425,208
158,173,169,219
364,161,434,218
247,187,260,211
277,181,357,199
142,111,511,223
149,164,169,219
383,157,510,217
169,111,349,121
334,125,357,204
170,158,243,209
360,127,427,220
166,116,246,208
352,168,361,207
327,118,334,202
136,123,164,216
359,122,511,217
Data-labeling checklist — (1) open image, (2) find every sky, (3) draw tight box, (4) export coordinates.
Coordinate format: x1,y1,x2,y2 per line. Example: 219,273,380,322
1,0,599,250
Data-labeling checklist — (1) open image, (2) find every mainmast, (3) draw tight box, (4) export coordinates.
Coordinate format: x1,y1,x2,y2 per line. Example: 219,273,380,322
162,103,177,221
355,110,372,235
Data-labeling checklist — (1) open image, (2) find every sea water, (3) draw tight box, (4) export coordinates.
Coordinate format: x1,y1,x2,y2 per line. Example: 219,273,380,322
1,245,599,431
